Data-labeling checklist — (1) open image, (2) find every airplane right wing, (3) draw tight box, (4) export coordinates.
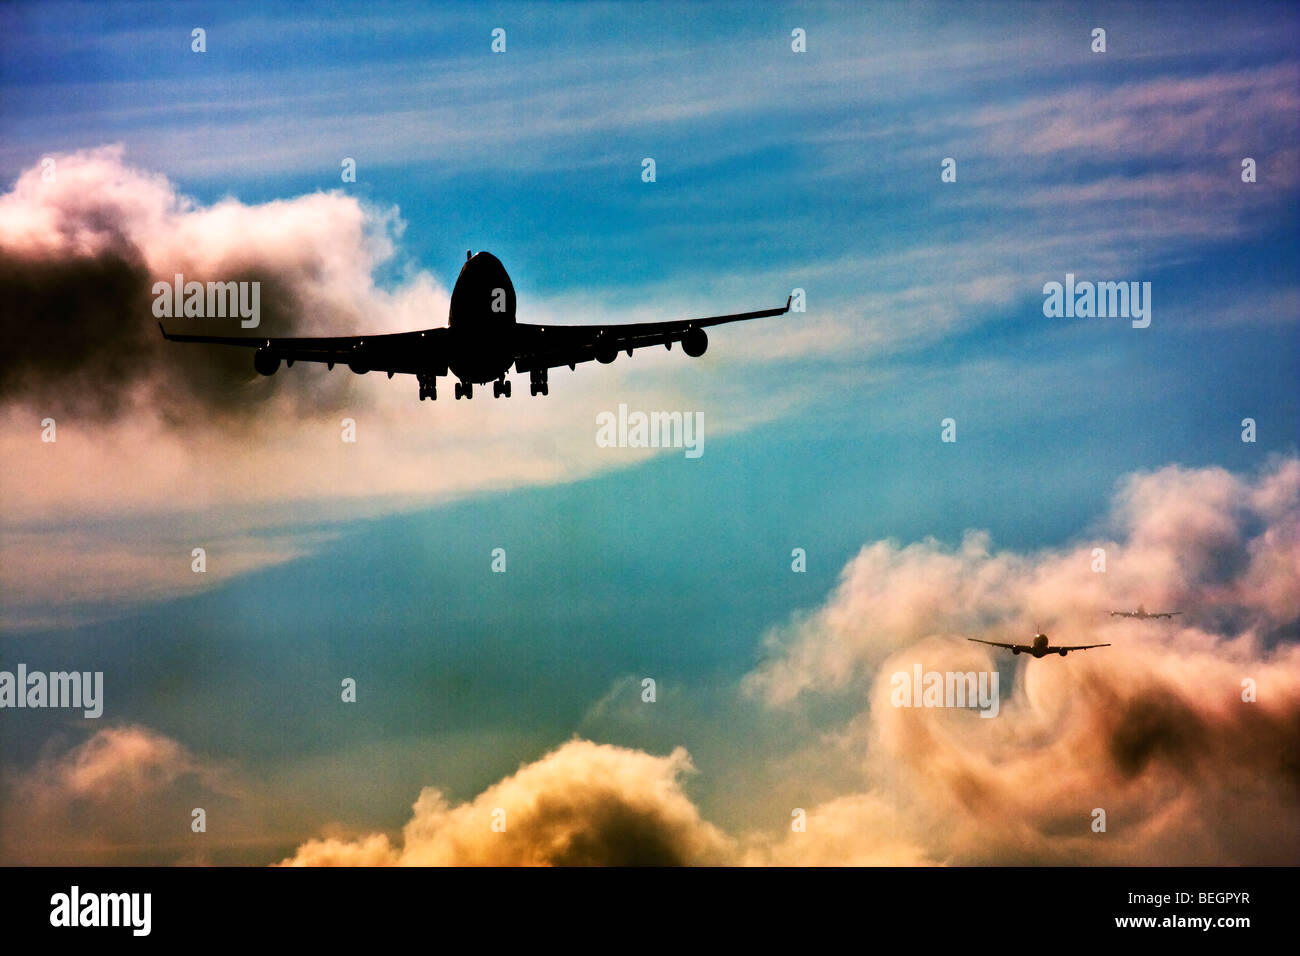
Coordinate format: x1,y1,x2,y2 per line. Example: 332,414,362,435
510,297,792,374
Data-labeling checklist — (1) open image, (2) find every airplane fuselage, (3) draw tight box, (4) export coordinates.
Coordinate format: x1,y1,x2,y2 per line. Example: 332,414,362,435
447,251,518,384
1010,634,1052,657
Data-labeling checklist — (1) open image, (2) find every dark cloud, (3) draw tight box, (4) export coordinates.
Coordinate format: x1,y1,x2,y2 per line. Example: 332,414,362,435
0,146,415,426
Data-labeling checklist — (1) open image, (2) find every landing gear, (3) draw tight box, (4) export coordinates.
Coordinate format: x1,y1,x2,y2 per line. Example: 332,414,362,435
492,379,512,398
529,368,549,396
417,374,437,401
455,381,474,400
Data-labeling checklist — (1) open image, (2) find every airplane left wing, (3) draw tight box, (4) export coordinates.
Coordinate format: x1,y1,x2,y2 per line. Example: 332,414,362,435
966,638,1032,653
511,297,792,374
159,324,451,377
1056,643,1112,652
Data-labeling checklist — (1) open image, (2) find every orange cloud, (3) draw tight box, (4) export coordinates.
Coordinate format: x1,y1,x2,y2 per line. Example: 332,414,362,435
1,724,246,865
280,739,732,866
744,457,1300,864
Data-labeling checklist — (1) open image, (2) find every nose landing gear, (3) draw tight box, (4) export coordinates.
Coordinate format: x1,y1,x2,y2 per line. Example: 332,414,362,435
529,368,549,396
417,374,437,401
454,381,474,400
492,379,512,398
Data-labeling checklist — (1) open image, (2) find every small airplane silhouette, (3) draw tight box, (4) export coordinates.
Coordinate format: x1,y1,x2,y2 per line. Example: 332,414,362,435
1109,604,1180,620
967,630,1110,658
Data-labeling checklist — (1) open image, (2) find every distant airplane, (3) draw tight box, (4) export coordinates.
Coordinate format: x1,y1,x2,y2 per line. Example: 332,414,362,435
967,631,1110,658
160,250,791,400
1109,604,1180,620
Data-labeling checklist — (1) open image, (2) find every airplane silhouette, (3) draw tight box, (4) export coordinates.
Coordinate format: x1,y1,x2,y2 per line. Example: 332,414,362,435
968,631,1110,658
1110,604,1180,620
160,251,792,400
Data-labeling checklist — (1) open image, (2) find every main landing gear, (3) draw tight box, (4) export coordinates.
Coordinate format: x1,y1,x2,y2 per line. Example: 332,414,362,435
529,369,549,396
417,374,437,401
442,374,542,400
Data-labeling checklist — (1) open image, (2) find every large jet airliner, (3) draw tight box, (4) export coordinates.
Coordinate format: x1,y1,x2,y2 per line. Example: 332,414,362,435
968,631,1110,658
160,251,792,400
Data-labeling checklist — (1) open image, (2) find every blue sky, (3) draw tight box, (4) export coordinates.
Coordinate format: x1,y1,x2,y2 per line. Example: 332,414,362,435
0,2,1297,864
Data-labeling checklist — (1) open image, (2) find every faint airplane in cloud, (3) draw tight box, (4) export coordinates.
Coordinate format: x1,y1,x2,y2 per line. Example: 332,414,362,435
1110,604,1181,620
968,630,1110,658
161,251,791,401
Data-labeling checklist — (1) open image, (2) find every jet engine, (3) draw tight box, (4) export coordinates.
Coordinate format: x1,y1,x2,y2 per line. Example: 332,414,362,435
253,348,281,376
682,327,708,357
595,334,618,364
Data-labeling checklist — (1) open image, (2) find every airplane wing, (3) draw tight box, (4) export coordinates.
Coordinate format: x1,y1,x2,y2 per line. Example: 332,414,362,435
159,324,451,377
1056,643,1112,653
511,297,792,373
1110,611,1136,617
966,638,1032,653
1154,612,1181,618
